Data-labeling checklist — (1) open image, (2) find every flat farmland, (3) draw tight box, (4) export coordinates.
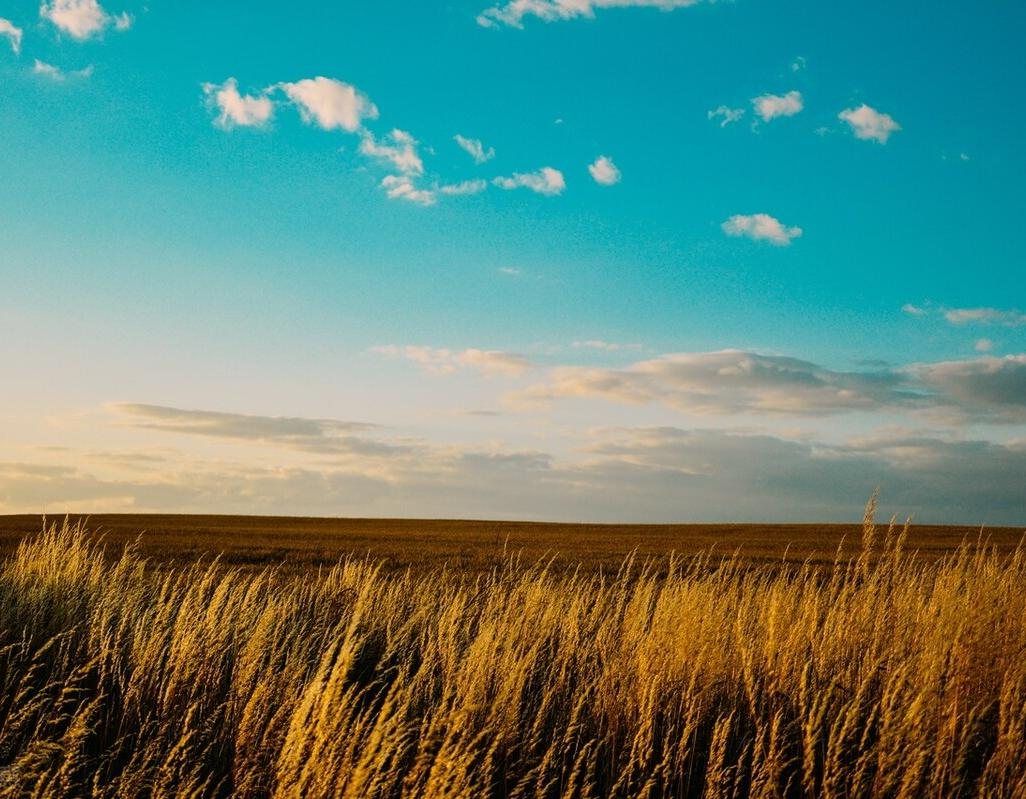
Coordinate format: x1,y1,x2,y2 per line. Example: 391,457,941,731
0,513,1021,573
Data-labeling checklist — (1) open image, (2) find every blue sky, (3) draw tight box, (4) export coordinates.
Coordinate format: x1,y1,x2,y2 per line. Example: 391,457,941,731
1,0,1025,524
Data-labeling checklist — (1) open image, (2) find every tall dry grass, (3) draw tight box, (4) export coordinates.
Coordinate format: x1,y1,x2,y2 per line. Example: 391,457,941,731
0,505,1023,798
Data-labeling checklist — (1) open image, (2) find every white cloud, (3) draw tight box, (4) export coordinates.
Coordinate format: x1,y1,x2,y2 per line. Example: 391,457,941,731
976,339,994,353
791,56,806,72
901,303,927,317
752,90,803,122
39,0,126,40
201,78,274,130
943,307,1026,327
511,349,908,416
493,167,565,196
276,76,378,132
508,347,1026,425
722,213,802,246
909,355,1026,423
588,155,621,186
573,340,642,352
33,59,93,80
0,18,23,54
380,175,436,206
372,345,532,377
477,0,706,29
454,134,495,164
360,129,424,176
838,104,901,144
707,105,744,127
439,179,489,196
498,267,522,276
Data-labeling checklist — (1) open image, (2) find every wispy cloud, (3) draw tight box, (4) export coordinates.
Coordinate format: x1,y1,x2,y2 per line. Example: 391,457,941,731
839,104,900,144
360,129,424,175
476,0,707,29
275,76,378,132
39,0,130,40
493,167,565,196
111,403,390,456
439,179,489,196
752,90,803,122
943,307,1026,327
588,155,621,186
33,59,94,80
380,175,436,206
202,78,274,129
572,340,642,352
372,345,532,377
722,213,802,246
902,303,1026,327
454,134,495,164
0,18,23,54
707,105,744,127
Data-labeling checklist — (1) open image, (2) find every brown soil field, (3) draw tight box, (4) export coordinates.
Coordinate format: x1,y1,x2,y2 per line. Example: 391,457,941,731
1,513,1021,574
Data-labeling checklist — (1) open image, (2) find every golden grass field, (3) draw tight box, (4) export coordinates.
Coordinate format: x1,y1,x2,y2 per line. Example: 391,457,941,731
0,502,1024,797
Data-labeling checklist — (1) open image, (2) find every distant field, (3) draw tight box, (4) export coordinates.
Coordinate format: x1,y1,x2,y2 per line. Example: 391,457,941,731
1,513,1021,573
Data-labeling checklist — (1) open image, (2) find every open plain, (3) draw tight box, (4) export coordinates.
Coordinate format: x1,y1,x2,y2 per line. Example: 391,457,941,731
1,513,1022,573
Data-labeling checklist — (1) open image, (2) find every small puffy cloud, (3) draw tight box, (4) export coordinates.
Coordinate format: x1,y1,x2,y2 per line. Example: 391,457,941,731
976,338,994,353
588,155,621,186
943,307,1026,327
498,267,522,276
493,167,565,196
0,18,23,54
202,78,274,130
276,76,378,133
477,0,705,29
372,345,531,377
752,90,803,122
708,105,744,127
722,213,802,246
838,104,901,144
454,134,494,164
33,59,93,80
360,129,424,176
39,0,126,40
791,56,806,72
902,303,927,317
439,179,488,196
380,175,436,206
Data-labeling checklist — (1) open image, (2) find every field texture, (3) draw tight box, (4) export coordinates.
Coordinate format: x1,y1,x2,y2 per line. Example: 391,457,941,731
0,513,1022,574
0,505,1024,798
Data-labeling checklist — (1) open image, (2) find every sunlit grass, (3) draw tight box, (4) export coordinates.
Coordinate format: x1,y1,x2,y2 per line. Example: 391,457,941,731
0,500,1023,797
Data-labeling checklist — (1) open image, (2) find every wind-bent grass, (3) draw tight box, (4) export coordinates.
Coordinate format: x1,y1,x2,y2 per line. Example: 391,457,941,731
0,507,1024,798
